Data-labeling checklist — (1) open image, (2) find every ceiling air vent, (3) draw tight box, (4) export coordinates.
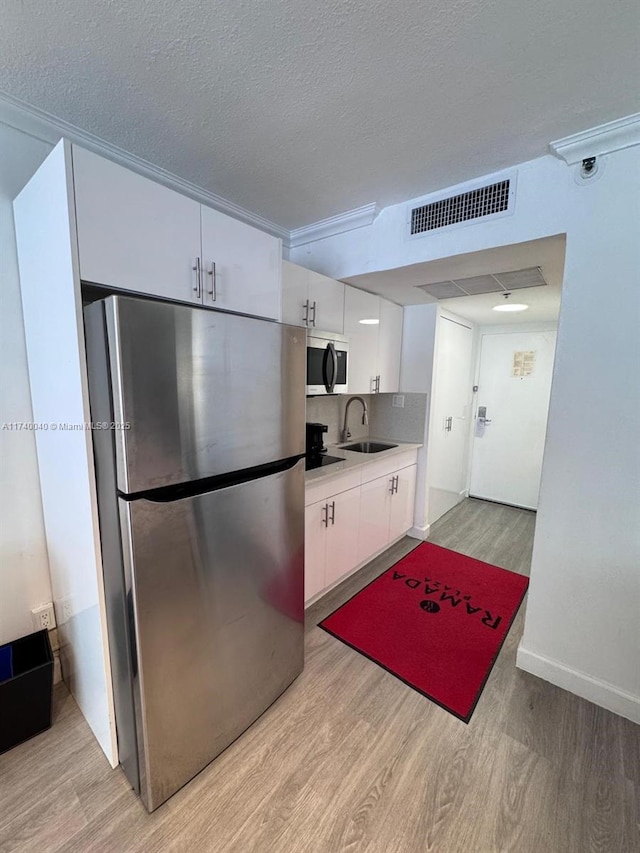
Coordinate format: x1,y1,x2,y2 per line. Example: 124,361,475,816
419,267,548,299
410,179,511,235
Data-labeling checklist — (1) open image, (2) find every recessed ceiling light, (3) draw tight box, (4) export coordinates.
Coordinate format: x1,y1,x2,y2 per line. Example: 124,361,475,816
359,318,380,325
493,303,529,312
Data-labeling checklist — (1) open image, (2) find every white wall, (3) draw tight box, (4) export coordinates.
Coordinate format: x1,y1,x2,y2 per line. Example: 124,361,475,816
292,144,640,722
399,303,438,537
0,122,53,645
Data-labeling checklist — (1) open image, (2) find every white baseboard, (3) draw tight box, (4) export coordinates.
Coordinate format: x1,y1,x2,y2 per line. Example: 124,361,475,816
408,523,430,540
516,645,640,724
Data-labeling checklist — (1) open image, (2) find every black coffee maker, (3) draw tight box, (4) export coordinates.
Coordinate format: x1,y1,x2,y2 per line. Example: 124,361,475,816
305,422,343,471
306,422,328,458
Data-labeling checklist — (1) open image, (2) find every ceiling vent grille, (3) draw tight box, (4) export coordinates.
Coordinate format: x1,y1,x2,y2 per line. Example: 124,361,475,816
418,267,548,300
410,179,511,235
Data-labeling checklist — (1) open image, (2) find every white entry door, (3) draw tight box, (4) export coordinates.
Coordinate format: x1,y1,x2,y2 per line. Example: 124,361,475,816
470,330,557,510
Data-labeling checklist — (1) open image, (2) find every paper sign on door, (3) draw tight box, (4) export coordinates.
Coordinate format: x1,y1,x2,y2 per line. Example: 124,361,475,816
512,351,535,377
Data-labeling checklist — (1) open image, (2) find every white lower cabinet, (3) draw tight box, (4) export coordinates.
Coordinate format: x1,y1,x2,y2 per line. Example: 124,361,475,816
305,488,361,600
358,465,417,564
304,457,417,604
304,500,328,601
358,474,393,563
389,465,418,542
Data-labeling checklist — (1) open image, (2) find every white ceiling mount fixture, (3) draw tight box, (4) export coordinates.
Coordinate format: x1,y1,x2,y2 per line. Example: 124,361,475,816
419,266,547,299
493,303,529,312
493,291,529,312
0,92,289,242
288,203,381,249
549,113,640,165
359,318,380,325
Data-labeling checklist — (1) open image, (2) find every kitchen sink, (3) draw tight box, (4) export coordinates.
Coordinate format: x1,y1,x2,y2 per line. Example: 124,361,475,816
341,441,398,453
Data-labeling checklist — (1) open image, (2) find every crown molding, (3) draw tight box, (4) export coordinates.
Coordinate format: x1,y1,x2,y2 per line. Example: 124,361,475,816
0,91,289,242
289,202,380,249
549,113,640,165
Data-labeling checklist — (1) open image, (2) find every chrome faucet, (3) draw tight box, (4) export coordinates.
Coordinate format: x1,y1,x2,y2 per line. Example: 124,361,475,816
341,396,369,442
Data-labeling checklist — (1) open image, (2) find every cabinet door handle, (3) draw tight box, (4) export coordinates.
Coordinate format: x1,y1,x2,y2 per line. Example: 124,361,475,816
376,375,381,393
192,257,202,299
371,376,378,393
321,503,329,527
207,262,217,301
329,500,335,525
310,301,317,327
303,299,310,325
395,475,399,494
389,477,395,494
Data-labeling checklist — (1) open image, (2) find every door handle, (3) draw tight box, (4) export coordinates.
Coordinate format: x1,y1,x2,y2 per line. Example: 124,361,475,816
303,299,310,325
394,475,399,494
310,301,317,327
322,342,338,393
192,257,202,299
389,476,396,495
321,503,329,527
329,500,335,525
376,375,381,393
207,262,216,301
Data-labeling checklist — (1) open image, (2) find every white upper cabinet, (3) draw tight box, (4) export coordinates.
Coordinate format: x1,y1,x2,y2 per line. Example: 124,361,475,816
344,285,403,394
201,206,281,321
377,299,403,393
308,270,345,333
281,260,344,333
344,286,381,394
73,146,202,303
73,145,281,320
281,260,309,326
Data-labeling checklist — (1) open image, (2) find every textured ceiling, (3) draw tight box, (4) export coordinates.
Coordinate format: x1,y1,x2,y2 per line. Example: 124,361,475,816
1,0,638,229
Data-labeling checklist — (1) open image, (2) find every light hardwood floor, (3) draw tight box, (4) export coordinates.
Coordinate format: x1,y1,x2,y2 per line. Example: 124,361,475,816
1,499,638,852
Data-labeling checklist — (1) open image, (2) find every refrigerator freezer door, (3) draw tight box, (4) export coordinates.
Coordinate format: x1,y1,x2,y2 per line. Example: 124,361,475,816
120,458,305,811
89,295,305,494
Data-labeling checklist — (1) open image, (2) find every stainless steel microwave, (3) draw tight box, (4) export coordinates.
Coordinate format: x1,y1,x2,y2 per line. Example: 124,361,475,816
306,331,349,395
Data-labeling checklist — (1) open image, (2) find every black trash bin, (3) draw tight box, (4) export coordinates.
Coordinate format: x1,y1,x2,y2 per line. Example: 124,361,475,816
0,629,54,753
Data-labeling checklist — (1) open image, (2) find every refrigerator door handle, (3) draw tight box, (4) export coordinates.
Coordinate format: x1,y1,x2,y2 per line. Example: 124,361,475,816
322,342,338,393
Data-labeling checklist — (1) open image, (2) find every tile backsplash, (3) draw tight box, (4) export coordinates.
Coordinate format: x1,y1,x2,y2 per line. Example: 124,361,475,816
305,392,428,446
369,393,428,443
306,396,371,445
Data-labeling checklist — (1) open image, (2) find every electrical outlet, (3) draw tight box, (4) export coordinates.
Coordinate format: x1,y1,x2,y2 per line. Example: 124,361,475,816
32,603,56,631
392,395,405,408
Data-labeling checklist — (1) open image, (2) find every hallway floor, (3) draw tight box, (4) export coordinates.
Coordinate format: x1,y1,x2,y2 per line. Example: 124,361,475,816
1,499,638,852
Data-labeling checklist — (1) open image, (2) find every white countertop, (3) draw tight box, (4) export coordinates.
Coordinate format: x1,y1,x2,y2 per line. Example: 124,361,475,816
305,437,422,484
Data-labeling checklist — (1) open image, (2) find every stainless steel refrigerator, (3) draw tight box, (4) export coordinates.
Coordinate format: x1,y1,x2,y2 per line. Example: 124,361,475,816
84,295,306,811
